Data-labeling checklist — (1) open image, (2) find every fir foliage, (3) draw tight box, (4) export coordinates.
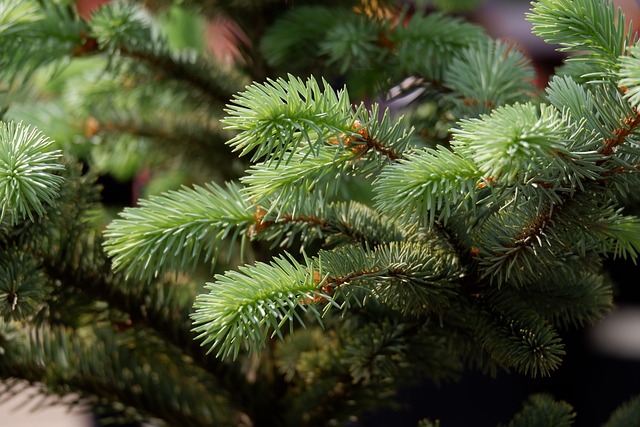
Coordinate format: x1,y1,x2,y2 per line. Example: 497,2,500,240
104,181,253,281
502,394,575,427
602,394,640,427
0,0,639,426
527,0,635,82
0,121,64,224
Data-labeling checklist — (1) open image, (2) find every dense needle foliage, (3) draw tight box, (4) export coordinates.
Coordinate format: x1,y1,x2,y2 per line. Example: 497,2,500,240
0,0,639,426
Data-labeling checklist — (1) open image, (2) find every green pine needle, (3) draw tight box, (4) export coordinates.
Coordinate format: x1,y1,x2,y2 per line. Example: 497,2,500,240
444,39,536,115
0,0,41,34
0,121,64,224
191,253,330,360
0,251,48,322
373,146,480,226
240,147,355,213
391,11,487,81
619,44,640,106
475,309,565,377
103,181,253,281
504,394,575,427
592,213,640,262
452,103,572,185
527,0,632,82
603,394,640,427
222,74,352,163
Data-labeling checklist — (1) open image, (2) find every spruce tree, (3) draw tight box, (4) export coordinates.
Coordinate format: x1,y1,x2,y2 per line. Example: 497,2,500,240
1,0,640,426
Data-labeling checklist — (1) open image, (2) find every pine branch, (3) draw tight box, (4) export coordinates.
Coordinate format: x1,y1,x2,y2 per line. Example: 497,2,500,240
59,68,238,179
192,241,465,360
503,394,575,427
273,315,461,426
488,270,613,330
470,189,624,287
4,173,276,426
318,10,390,75
0,249,48,322
0,1,246,106
192,252,328,360
545,75,615,152
0,121,64,224
240,147,357,213
226,77,412,211
0,0,84,85
222,74,354,162
5,0,640,425
603,394,640,427
592,213,640,262
259,6,349,74
548,73,640,170
452,103,577,185
619,44,640,106
527,0,634,82
473,306,565,377
103,180,407,285
443,39,536,116
86,2,247,103
390,11,487,81
261,6,489,96
252,199,406,249
103,181,253,281
323,242,464,317
373,145,480,226
13,324,241,427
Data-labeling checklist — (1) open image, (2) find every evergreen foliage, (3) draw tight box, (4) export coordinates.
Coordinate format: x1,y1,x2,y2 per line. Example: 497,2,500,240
1,0,640,426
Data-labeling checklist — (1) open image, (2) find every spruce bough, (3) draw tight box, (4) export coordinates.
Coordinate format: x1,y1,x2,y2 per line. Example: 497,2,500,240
1,0,639,425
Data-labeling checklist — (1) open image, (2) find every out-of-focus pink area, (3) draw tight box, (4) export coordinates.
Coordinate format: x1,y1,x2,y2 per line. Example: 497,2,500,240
474,0,640,86
0,383,92,427
75,0,110,19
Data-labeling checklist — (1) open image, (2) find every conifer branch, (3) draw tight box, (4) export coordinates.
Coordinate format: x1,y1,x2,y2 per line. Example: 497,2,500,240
319,11,389,75
389,11,488,81
15,324,241,427
599,106,640,157
192,242,464,359
224,75,412,167
88,2,246,103
505,394,575,427
252,200,406,249
222,74,353,162
528,0,634,82
603,394,640,427
546,76,615,151
473,306,565,377
0,0,84,85
240,148,356,213
3,0,640,424
374,146,481,226
592,213,640,261
259,6,342,73
472,191,622,287
619,44,640,106
226,78,412,212
103,182,253,281
191,252,329,360
0,1,244,104
0,121,64,224
0,250,47,322
489,271,612,330
453,103,574,185
443,39,536,116
326,242,465,317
